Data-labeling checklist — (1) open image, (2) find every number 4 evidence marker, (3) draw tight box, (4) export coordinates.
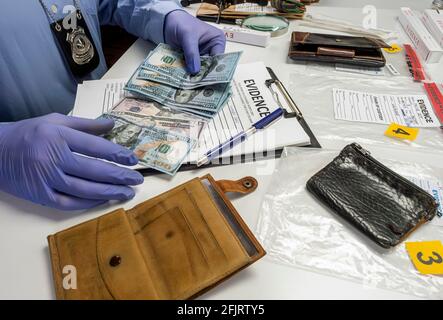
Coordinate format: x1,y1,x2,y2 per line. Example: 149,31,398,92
384,123,419,141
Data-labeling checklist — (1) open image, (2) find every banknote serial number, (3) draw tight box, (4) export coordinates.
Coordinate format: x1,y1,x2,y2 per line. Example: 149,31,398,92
177,304,264,318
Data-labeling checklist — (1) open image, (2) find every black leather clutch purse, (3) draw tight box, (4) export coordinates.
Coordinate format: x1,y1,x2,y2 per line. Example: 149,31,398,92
306,143,438,249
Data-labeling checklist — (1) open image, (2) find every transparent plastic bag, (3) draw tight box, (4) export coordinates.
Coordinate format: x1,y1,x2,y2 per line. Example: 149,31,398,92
288,69,443,152
288,44,413,79
256,145,443,299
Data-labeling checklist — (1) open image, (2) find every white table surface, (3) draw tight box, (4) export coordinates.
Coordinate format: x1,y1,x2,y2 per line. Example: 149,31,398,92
0,2,442,300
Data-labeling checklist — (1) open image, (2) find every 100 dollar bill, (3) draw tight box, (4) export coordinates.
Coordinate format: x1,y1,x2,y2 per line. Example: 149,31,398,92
133,127,196,175
140,43,241,89
98,107,197,175
102,98,205,139
126,69,231,112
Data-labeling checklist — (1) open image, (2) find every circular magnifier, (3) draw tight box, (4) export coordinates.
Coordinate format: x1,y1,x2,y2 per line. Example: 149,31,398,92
239,15,289,37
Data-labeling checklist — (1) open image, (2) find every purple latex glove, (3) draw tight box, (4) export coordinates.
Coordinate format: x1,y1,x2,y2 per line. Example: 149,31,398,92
0,113,144,210
164,10,226,74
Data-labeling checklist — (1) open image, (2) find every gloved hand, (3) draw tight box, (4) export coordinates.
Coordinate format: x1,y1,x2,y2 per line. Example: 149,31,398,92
0,113,144,211
164,10,226,74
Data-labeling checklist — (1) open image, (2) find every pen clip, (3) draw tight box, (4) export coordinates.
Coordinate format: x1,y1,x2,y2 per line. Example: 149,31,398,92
252,108,284,130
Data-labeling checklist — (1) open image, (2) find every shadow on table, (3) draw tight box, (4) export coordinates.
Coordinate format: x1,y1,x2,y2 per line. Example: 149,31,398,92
43,246,57,300
0,191,122,222
198,267,257,300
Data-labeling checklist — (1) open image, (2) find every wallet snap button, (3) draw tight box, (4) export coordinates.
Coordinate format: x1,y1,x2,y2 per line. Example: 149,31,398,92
243,180,253,189
109,255,122,267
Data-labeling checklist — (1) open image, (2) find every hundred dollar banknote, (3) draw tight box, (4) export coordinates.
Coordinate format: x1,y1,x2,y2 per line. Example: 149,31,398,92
125,83,223,119
105,97,205,138
126,90,219,120
126,69,231,112
98,113,196,175
140,43,241,89
133,127,196,175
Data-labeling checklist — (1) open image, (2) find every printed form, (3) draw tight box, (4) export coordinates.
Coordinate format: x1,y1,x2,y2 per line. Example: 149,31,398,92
71,79,126,117
333,88,441,127
232,3,278,13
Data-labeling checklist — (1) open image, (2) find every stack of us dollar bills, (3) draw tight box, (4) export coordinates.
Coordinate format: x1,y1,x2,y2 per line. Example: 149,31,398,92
98,97,206,175
124,43,242,119
97,44,241,175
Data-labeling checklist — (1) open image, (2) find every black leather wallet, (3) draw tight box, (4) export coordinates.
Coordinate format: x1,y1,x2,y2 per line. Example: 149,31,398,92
306,143,438,249
289,32,391,68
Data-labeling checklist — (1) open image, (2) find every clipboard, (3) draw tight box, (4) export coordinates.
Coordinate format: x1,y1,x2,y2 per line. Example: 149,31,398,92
136,67,320,176
265,67,320,148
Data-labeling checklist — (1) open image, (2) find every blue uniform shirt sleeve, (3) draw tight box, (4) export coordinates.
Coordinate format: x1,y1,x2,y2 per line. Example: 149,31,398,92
98,0,184,44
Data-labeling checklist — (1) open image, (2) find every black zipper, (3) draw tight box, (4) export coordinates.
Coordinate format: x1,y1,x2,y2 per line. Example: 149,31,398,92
350,143,437,198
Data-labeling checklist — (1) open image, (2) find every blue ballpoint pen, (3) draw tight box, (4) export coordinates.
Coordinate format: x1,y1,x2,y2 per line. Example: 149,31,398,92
197,108,284,167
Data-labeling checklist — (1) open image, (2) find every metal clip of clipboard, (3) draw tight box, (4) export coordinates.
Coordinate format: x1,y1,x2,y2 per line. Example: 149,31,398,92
265,67,321,148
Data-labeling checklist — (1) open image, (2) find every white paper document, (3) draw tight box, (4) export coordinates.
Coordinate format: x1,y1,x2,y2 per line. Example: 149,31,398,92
406,176,443,227
71,78,127,118
335,64,385,76
72,62,311,164
233,3,277,13
332,88,440,127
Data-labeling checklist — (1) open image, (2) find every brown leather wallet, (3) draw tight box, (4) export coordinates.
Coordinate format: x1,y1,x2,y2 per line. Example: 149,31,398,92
47,174,265,300
289,32,391,68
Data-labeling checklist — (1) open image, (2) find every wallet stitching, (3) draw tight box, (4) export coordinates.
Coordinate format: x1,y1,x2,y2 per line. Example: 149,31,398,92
174,205,212,292
131,191,226,299
95,213,164,299
187,189,229,261
175,260,248,300
200,178,250,258
176,203,211,269
48,210,123,299
129,178,201,219
136,204,209,297
52,236,66,300
95,217,116,300
131,189,221,264
130,215,166,299
133,208,166,234
208,175,265,258
130,234,164,299
131,184,245,300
